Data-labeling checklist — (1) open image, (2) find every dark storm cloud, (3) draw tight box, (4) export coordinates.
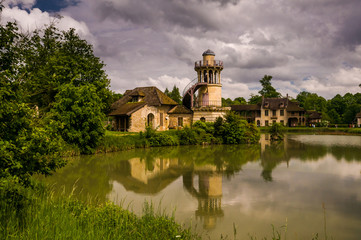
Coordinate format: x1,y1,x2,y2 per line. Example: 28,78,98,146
95,0,220,31
33,0,361,98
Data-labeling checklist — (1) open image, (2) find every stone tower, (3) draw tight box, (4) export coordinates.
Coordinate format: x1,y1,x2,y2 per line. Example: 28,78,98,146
194,49,224,107
182,49,230,122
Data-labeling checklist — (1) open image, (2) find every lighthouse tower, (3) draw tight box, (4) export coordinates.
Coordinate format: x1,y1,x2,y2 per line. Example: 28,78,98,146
194,49,223,107
182,49,230,122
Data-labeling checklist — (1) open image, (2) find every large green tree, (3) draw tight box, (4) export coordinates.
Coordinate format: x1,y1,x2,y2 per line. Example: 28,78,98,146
50,83,105,154
20,26,112,113
0,72,65,184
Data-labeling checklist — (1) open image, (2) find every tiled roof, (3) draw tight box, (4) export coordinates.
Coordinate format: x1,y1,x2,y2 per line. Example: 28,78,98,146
262,97,304,111
108,102,146,116
168,105,192,114
110,87,178,116
231,104,260,111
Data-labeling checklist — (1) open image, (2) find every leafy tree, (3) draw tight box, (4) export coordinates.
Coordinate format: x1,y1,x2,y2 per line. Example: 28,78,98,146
0,22,112,113
214,111,260,144
269,123,285,141
258,75,281,98
328,94,346,116
248,94,262,104
343,103,360,124
49,83,106,154
234,97,246,105
165,85,182,104
0,73,65,184
327,109,341,124
296,91,327,112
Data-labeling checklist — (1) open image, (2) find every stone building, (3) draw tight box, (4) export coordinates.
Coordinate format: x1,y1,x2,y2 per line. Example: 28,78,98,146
109,87,192,132
231,97,306,127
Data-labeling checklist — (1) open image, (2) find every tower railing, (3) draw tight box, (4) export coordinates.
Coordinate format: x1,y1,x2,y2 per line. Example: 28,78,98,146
194,60,223,68
193,100,222,108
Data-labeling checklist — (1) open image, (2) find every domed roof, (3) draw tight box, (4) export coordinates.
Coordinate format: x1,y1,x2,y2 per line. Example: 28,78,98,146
202,49,215,56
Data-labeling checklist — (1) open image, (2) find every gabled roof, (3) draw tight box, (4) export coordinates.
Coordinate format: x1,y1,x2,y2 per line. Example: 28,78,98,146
168,105,192,114
109,87,178,116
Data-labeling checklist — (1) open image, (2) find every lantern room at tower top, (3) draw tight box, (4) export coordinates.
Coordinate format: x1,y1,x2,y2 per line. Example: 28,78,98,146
194,49,224,85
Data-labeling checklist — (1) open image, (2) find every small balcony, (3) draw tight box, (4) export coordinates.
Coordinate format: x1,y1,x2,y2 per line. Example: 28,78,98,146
194,60,224,68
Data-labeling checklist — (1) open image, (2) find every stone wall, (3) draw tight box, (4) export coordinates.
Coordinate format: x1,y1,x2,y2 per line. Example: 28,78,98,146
168,114,192,129
192,107,230,122
128,105,172,132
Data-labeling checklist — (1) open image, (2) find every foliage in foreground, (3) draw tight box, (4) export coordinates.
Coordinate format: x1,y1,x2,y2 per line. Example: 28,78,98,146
0,182,198,240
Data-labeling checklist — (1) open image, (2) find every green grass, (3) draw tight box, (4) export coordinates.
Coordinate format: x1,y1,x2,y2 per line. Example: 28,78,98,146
0,183,198,240
260,126,361,135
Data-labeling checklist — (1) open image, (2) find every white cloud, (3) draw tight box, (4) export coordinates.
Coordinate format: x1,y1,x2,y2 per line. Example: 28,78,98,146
3,0,35,9
2,6,93,41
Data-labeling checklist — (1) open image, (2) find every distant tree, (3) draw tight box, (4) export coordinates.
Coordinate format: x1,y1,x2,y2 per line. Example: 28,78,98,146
258,75,281,98
233,97,246,105
327,109,341,124
222,97,233,107
296,91,327,112
165,85,182,104
248,94,262,104
343,103,360,124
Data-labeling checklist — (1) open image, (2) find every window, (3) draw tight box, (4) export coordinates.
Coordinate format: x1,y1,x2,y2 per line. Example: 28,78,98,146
160,113,163,126
265,120,269,126
272,120,276,124
273,110,276,116
147,113,154,127
265,110,269,116
200,117,206,122
280,120,284,125
178,117,183,126
280,109,284,116
257,120,260,126
299,112,303,116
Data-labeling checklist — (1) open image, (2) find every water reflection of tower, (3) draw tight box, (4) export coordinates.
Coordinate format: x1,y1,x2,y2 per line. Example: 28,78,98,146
183,170,224,230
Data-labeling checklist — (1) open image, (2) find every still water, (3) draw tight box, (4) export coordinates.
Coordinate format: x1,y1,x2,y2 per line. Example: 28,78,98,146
41,135,361,239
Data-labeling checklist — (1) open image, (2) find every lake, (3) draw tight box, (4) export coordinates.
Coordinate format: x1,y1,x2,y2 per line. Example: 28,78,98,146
41,134,361,239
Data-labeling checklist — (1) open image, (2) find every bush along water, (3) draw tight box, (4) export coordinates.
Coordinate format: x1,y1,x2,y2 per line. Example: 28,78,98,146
268,123,285,141
97,111,261,152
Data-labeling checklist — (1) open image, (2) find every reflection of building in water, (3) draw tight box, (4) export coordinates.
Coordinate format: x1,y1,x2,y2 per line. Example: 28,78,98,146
112,157,185,194
128,157,179,184
183,166,224,229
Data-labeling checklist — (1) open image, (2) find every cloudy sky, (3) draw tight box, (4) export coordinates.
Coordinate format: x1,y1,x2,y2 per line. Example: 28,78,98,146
2,0,361,100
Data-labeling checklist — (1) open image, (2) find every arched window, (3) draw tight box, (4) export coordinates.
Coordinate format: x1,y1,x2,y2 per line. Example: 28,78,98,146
200,117,206,122
147,113,154,127
209,70,213,83
203,70,207,83
257,120,260,127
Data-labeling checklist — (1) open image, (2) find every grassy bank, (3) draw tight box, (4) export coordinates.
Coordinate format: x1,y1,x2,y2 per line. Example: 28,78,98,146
0,181,198,240
260,126,361,135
